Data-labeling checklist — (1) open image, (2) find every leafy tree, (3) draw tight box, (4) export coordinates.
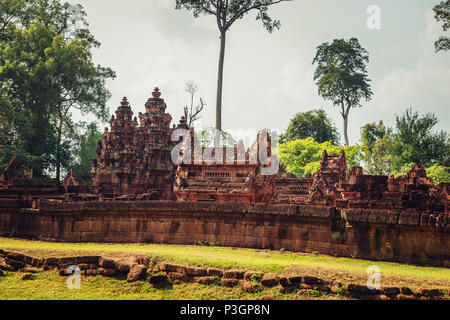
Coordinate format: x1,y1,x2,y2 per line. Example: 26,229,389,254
71,122,102,184
279,137,360,178
48,32,115,181
312,38,373,146
0,92,34,169
0,21,60,175
391,162,415,178
175,0,291,134
360,121,392,149
391,163,449,186
426,164,450,185
365,136,393,175
434,0,450,52
183,81,205,127
360,121,393,175
280,109,339,144
391,109,449,171
0,0,115,178
0,0,26,41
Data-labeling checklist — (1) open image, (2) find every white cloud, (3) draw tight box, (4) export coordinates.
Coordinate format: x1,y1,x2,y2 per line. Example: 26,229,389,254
374,11,450,111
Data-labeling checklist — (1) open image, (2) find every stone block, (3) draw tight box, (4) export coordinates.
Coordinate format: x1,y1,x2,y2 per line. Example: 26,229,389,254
126,264,147,282
185,266,207,276
148,274,168,284
98,258,115,268
261,274,278,287
239,280,259,293
221,278,239,287
195,276,218,285
98,268,116,277
224,269,246,279
207,268,224,277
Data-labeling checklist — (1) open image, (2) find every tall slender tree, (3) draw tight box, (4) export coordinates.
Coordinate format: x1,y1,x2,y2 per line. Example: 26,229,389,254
312,38,373,146
175,0,291,135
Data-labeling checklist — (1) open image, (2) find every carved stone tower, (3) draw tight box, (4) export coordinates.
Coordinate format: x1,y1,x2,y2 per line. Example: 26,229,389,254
91,88,176,199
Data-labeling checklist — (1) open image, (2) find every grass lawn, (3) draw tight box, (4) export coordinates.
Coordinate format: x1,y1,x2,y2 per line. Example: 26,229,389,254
0,237,449,299
0,270,342,300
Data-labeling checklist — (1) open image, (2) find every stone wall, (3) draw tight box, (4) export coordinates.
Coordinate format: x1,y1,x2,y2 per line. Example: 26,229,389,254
0,200,448,267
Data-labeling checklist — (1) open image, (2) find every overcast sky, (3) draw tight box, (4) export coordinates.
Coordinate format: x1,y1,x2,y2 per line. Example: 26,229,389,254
67,0,449,145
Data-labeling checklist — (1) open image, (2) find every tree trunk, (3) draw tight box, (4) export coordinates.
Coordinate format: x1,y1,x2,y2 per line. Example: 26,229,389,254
343,115,349,146
215,30,226,146
342,105,351,146
56,116,63,182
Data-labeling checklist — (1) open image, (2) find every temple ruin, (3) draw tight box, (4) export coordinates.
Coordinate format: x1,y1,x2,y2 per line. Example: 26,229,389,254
0,88,448,267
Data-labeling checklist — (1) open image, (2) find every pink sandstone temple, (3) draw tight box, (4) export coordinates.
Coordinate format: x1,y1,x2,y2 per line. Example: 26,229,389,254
0,89,448,267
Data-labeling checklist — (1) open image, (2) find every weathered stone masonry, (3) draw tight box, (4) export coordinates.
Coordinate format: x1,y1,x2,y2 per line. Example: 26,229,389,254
0,89,448,268
0,200,448,267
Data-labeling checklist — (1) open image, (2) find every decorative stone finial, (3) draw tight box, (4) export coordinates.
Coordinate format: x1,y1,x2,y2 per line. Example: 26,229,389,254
152,87,161,98
121,97,129,106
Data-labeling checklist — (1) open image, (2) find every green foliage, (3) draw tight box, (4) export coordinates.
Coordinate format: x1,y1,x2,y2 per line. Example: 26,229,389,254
360,110,449,177
0,0,27,41
312,38,373,145
426,164,450,185
249,273,263,286
360,121,392,149
335,284,346,296
360,121,393,175
279,137,360,178
175,0,289,33
0,0,115,177
434,0,450,52
280,109,339,144
391,163,450,186
70,122,103,184
390,109,449,171
391,162,415,178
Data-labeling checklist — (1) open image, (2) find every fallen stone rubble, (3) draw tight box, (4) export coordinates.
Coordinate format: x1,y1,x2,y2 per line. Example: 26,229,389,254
0,249,448,300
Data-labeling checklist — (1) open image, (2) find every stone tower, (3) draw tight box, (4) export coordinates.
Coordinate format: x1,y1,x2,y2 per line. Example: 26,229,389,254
91,88,176,199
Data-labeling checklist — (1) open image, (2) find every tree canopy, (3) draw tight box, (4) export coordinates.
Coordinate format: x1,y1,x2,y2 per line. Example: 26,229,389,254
391,108,449,170
280,109,339,145
312,38,373,146
175,0,290,33
358,110,450,185
279,137,360,178
0,0,115,178
71,122,103,184
359,121,393,175
434,0,450,52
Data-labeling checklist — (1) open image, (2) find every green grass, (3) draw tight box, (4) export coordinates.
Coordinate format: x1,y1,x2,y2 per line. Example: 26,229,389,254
1,237,449,300
0,269,343,300
1,237,448,281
